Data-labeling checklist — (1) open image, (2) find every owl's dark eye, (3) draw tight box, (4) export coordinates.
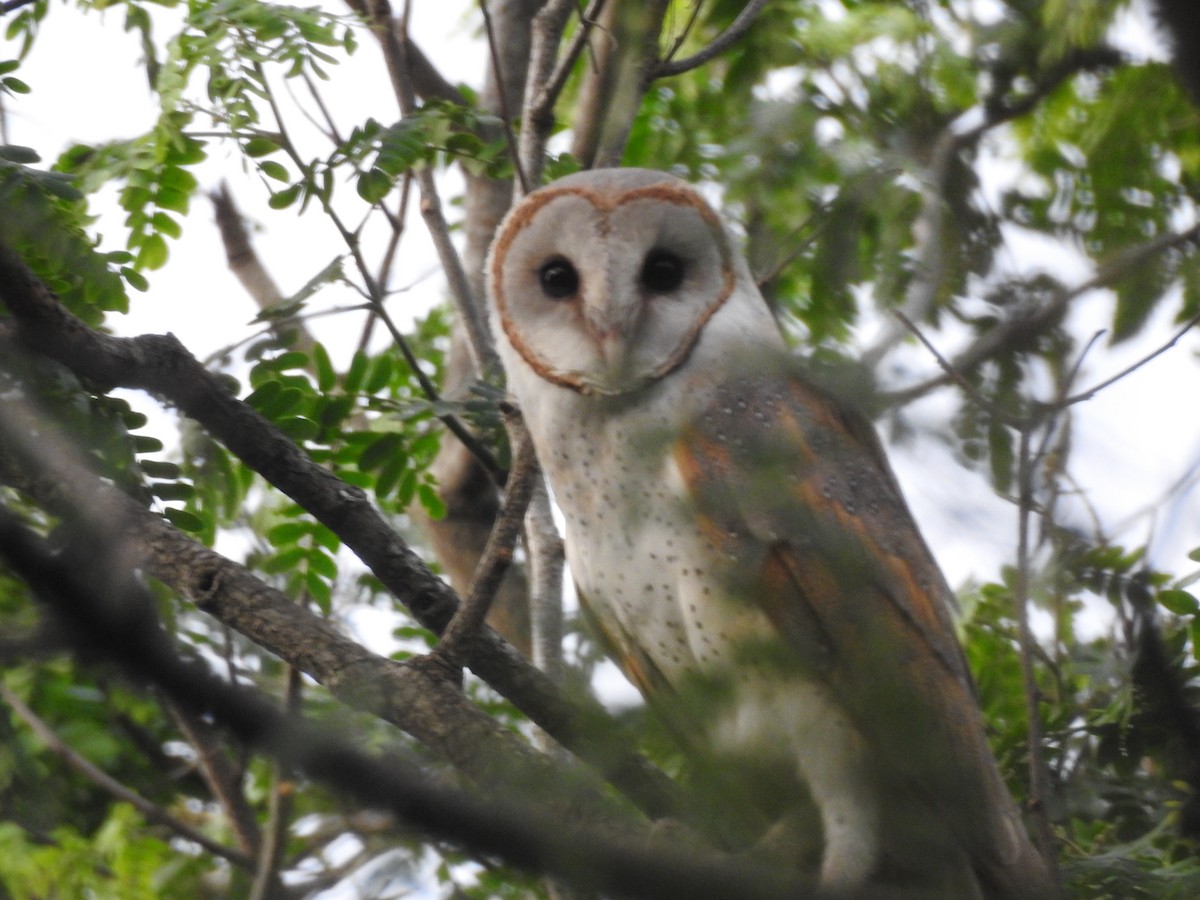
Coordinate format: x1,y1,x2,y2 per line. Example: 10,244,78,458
538,257,579,299
640,249,685,293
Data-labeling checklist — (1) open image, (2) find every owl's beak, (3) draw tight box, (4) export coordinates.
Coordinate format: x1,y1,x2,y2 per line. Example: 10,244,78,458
586,296,642,368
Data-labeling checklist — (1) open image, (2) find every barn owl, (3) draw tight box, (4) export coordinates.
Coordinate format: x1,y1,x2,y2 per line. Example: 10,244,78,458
487,168,1054,897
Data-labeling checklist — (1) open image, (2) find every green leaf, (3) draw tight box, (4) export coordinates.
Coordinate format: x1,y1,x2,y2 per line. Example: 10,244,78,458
267,521,312,546
1158,589,1199,616
120,267,149,291
279,416,319,441
2,76,31,94
151,482,195,501
343,351,369,394
417,482,445,520
0,144,38,162
259,160,290,182
135,233,169,270
150,211,181,239
244,137,280,157
313,343,335,392
355,167,391,203
268,184,301,209
164,508,204,532
365,353,393,394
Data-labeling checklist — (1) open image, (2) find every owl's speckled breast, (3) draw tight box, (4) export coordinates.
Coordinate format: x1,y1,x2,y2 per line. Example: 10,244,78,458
539,385,777,691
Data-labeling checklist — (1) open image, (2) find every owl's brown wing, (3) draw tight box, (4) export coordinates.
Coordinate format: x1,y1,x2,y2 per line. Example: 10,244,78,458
673,370,1046,893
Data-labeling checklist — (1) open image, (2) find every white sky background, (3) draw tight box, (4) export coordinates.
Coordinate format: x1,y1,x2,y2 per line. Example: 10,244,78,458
7,1,1200,674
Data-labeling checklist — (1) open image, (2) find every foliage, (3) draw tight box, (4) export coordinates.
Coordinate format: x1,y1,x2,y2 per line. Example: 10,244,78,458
0,0,1198,895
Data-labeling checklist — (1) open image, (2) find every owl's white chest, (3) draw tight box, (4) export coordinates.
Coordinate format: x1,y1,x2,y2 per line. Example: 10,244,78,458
534,386,769,688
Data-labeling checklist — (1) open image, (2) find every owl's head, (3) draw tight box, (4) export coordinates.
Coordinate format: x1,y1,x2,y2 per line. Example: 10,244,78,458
487,168,771,398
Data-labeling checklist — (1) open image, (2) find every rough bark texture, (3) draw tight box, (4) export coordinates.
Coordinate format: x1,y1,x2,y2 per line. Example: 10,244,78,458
0,242,685,824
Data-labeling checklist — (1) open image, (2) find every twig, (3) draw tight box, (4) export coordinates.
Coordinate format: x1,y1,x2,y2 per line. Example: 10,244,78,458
249,667,302,900
427,414,540,669
658,0,705,68
302,70,346,144
1011,426,1062,881
652,0,769,79
371,298,507,485
168,701,263,857
372,0,501,375
882,221,1200,408
0,681,255,870
753,201,829,291
479,0,529,195
528,0,608,143
892,310,1025,427
1059,310,1200,407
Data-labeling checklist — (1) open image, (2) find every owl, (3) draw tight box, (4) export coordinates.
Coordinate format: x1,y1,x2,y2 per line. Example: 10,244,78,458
487,168,1054,897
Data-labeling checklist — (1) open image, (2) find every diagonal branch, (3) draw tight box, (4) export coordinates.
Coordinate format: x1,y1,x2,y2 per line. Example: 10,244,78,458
0,681,255,870
881,221,1200,408
0,240,684,824
652,0,769,79
0,500,873,900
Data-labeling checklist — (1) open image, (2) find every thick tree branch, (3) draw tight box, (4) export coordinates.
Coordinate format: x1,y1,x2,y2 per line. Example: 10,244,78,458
0,242,684,824
0,493,910,899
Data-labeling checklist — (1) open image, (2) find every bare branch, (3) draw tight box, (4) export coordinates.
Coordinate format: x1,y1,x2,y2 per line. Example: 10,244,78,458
527,0,608,162
653,0,769,79
891,310,1024,428
1060,310,1200,408
517,0,580,191
429,414,540,667
168,701,264,858
249,667,301,900
881,221,1200,408
1012,426,1063,885
479,0,529,195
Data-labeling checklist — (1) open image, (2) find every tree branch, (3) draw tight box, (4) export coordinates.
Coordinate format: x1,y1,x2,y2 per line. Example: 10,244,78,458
881,221,1200,408
479,0,529,195
0,681,255,870
369,0,501,377
0,498,889,900
0,240,685,825
652,0,769,79
428,413,539,667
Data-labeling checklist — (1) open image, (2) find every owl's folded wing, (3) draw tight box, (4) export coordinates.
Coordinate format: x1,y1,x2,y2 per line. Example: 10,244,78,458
672,371,1038,878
